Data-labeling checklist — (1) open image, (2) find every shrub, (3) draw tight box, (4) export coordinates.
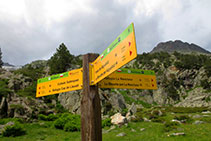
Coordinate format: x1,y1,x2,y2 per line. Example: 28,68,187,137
0,118,23,125
64,117,81,132
163,121,179,132
2,123,26,137
102,118,112,128
38,114,48,121
54,113,81,131
0,79,12,98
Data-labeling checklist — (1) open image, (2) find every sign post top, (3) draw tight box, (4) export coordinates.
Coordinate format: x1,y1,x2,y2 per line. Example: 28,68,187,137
91,23,137,85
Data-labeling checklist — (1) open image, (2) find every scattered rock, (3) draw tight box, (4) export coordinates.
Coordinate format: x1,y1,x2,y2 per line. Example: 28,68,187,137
167,132,185,137
171,119,182,124
193,120,204,125
105,126,116,133
111,113,127,126
140,128,145,132
202,111,211,114
116,132,126,137
143,117,151,122
131,128,136,132
192,114,202,119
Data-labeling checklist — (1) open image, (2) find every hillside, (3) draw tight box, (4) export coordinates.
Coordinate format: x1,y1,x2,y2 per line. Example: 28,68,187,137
0,44,211,140
150,40,211,55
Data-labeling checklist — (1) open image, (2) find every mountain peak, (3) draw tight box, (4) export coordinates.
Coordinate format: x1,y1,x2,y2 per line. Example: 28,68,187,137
150,40,211,54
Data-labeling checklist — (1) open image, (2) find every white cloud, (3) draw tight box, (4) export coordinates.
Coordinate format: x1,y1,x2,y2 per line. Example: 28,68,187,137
0,0,210,65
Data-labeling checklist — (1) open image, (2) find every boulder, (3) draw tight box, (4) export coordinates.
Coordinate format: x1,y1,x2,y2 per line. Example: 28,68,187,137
58,91,81,114
111,113,127,126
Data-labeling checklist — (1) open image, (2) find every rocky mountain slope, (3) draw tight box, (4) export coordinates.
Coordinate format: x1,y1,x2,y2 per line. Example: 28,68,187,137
0,41,211,120
151,40,211,54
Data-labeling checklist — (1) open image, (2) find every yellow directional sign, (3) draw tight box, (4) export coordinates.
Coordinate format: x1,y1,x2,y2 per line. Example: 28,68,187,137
90,23,137,85
98,68,157,90
36,68,83,97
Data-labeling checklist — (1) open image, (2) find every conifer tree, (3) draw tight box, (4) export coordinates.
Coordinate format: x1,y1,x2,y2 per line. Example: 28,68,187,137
48,43,74,74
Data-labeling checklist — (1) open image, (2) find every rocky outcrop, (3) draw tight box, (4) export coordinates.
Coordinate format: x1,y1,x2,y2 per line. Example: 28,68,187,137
151,40,211,54
0,93,49,120
175,87,211,107
8,74,32,92
58,91,82,114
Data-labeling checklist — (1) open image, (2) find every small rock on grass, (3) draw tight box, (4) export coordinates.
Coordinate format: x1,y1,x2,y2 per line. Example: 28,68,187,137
131,128,136,132
167,132,185,137
116,132,126,137
193,120,204,125
140,128,145,131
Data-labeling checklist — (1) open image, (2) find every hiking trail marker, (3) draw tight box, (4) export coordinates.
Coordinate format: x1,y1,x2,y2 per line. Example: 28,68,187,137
36,68,82,97
36,23,157,141
90,23,137,85
99,68,157,89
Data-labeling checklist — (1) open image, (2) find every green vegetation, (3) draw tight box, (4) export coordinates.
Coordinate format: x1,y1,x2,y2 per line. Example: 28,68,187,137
0,107,211,140
54,113,80,131
14,64,45,81
0,79,12,98
48,43,80,74
16,82,37,97
173,52,211,76
136,52,172,70
119,90,152,108
2,122,26,137
102,118,112,128
38,114,59,121
0,48,3,68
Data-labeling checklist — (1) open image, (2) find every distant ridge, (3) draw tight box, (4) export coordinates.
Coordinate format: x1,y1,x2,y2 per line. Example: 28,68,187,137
150,40,211,55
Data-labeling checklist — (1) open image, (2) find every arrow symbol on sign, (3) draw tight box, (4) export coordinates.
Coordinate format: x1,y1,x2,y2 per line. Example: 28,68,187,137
129,42,131,46
117,69,122,72
101,55,104,59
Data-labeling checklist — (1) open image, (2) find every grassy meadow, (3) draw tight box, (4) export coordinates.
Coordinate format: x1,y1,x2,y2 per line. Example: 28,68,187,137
0,107,211,141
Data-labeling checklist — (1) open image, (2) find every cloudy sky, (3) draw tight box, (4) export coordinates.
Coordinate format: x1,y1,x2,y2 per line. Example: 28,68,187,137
0,0,211,65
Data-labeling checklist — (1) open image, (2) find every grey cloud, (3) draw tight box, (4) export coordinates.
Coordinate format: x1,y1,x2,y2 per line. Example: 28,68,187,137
0,0,211,66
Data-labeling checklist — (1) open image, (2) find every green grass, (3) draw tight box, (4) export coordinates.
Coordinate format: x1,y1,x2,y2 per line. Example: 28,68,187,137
1,110,211,141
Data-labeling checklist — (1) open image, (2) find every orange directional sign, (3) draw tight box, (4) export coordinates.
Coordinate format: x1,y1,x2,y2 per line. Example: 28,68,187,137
90,23,137,85
98,68,157,90
36,68,83,97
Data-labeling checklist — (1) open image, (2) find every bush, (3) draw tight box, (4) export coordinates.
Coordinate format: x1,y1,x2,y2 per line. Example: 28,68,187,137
0,118,23,125
64,118,80,132
2,123,26,137
54,113,81,131
0,79,12,98
163,121,179,132
102,118,112,128
38,114,59,121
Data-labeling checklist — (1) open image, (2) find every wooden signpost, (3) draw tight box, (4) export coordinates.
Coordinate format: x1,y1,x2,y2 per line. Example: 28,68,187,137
36,23,157,141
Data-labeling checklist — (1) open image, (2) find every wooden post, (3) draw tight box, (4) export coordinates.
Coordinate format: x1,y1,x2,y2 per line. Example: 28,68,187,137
81,53,102,141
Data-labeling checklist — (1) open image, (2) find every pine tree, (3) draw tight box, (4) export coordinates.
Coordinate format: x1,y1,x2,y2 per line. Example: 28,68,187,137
0,48,3,68
48,43,74,74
